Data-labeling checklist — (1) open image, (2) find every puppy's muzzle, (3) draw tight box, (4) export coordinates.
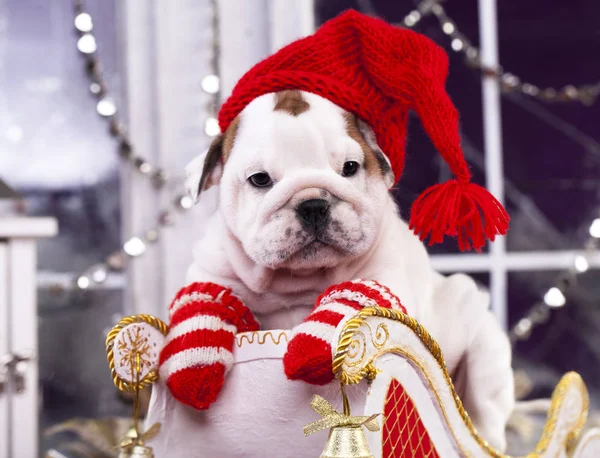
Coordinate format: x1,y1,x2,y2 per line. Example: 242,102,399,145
296,199,330,234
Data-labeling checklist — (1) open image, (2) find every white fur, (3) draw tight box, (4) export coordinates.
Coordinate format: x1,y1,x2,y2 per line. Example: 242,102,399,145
184,153,208,203
183,91,514,451
214,92,389,271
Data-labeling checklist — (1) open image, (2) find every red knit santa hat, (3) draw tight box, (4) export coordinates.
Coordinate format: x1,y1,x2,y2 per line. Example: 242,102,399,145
218,9,509,252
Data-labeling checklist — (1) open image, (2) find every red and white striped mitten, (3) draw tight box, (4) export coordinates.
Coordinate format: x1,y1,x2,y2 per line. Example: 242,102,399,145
283,280,406,385
158,282,259,410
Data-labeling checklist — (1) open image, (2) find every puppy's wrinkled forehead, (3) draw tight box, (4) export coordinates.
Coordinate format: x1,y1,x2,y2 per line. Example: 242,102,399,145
186,90,390,203
231,91,353,170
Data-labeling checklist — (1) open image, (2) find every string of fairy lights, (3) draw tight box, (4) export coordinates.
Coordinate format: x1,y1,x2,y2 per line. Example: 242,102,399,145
66,0,220,292
401,1,600,106
399,0,600,343
74,2,167,188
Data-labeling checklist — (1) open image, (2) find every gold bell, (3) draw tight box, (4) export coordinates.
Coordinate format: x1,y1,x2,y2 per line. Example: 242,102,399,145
320,425,374,458
119,444,155,458
118,423,160,458
305,386,379,458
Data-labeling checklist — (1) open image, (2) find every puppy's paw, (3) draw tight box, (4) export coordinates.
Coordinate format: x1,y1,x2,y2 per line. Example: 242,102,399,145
284,279,405,385
159,282,259,410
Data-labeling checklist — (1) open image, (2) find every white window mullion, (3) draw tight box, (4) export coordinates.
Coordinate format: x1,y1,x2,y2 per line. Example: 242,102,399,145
268,0,315,54
153,1,219,312
219,0,271,98
0,242,9,458
36,271,126,290
478,0,508,329
117,0,164,317
431,251,600,273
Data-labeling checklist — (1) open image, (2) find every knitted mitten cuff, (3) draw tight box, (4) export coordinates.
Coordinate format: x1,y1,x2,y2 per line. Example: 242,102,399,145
159,282,259,410
283,279,405,385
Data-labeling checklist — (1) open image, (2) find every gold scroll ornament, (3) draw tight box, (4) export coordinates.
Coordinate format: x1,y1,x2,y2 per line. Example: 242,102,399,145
330,305,590,458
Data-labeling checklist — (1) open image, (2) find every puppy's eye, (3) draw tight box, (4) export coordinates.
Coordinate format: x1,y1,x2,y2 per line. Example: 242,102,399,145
342,161,360,177
248,172,273,188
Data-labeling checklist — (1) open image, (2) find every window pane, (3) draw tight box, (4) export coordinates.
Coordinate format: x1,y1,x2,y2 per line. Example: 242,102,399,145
0,0,125,452
0,0,122,271
509,270,600,402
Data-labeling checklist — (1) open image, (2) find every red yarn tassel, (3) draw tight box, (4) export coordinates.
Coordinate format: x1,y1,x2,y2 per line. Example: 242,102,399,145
409,180,509,252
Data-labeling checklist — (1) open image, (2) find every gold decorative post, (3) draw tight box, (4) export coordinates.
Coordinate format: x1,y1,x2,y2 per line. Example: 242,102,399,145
106,315,167,458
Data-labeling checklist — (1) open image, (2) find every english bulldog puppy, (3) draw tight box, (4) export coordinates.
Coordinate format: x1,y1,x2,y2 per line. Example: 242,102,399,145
179,90,514,450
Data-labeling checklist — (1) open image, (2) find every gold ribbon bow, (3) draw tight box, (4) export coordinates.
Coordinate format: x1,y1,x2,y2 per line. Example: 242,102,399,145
303,395,380,436
119,422,161,450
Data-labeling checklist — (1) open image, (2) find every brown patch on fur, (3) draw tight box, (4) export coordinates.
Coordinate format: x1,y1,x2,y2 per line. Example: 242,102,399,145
199,117,240,191
199,135,224,191
343,112,380,177
274,90,310,116
222,116,240,162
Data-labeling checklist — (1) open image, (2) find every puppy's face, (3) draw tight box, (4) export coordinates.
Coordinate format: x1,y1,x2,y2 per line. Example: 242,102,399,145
187,91,394,270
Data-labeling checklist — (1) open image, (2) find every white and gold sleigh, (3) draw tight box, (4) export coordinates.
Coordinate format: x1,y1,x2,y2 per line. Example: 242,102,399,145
107,308,600,458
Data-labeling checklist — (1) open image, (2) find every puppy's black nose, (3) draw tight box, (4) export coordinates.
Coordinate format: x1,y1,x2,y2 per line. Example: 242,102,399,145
296,199,330,233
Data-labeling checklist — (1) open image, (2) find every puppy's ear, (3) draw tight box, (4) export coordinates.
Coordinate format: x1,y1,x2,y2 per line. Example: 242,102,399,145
357,119,395,188
185,134,225,203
